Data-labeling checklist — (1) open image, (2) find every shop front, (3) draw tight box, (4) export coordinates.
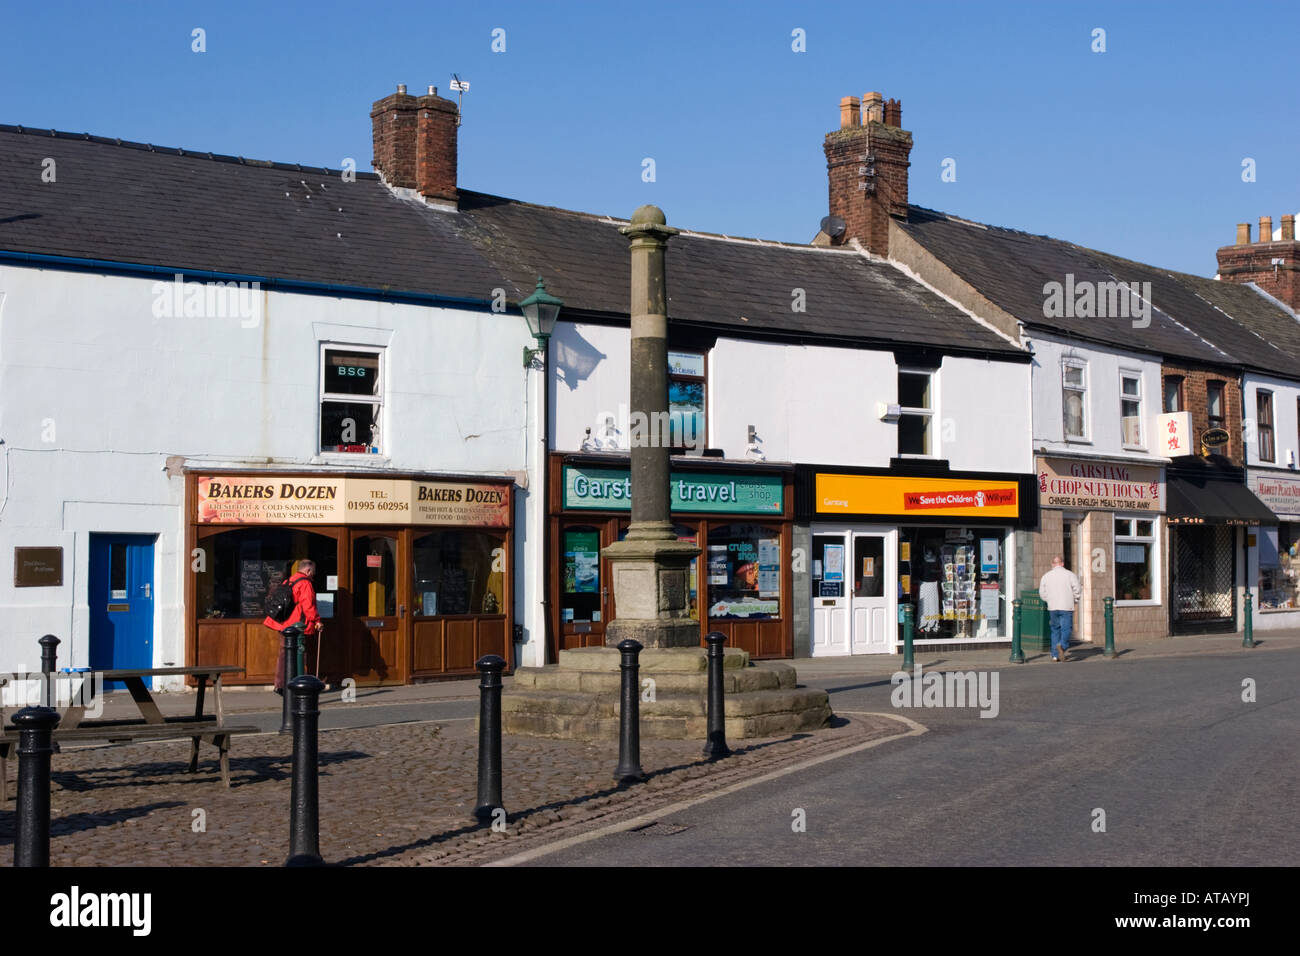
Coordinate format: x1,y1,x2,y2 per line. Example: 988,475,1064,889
1165,458,1275,635
187,471,514,685
1034,456,1167,642
798,467,1036,654
549,454,793,660
1246,469,1300,628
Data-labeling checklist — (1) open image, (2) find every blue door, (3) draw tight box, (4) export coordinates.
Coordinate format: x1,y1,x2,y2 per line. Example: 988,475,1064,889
89,534,156,689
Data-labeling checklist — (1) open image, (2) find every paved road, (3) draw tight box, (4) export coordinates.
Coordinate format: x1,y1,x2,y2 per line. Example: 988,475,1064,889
237,696,477,734
527,646,1300,865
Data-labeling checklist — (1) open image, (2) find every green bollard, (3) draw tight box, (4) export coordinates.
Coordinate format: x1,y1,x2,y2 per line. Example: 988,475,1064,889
1010,598,1025,663
1243,590,1254,648
1103,596,1116,658
902,603,915,673
295,632,306,677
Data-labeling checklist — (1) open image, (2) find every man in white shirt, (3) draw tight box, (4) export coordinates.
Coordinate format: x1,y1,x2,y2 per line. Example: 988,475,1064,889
1039,555,1082,662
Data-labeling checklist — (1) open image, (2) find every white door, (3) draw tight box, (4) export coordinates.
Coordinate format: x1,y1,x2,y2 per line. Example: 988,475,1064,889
851,532,892,654
811,533,850,656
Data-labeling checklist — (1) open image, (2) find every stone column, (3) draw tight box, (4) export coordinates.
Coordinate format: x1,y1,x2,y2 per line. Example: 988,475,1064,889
603,206,700,648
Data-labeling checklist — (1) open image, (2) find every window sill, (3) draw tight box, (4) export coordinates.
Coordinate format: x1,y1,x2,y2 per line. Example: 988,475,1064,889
1114,599,1161,607
1122,444,1147,452
1063,437,1093,445
314,453,390,465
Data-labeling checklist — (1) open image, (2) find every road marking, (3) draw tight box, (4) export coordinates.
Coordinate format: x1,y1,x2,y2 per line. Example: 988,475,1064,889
484,712,928,867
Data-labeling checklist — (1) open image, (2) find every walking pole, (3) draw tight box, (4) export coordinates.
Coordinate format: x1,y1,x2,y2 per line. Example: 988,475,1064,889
314,624,324,677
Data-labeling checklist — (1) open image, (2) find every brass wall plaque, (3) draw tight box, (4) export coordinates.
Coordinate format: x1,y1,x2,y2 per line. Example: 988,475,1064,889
15,547,63,587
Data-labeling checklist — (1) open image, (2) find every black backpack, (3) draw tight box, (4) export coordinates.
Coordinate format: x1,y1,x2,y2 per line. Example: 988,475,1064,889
264,574,305,623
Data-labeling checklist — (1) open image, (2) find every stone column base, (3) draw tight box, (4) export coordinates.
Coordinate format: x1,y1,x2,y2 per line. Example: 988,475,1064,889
601,536,700,649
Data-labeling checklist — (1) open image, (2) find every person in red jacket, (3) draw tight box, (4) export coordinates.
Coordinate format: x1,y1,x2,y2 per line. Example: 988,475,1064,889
263,559,322,693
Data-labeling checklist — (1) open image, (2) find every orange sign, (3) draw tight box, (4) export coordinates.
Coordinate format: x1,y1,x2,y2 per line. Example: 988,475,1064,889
816,474,1020,518
196,476,510,527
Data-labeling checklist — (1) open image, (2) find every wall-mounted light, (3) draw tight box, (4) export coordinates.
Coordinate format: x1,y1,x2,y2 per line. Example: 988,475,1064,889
519,276,563,368
745,424,765,461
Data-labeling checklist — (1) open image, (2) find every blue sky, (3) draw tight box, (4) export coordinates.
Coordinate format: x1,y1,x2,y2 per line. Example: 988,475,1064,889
3,0,1297,276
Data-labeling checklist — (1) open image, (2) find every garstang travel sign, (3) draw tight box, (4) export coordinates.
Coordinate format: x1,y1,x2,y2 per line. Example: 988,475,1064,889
562,466,783,514
195,475,510,527
1036,457,1164,512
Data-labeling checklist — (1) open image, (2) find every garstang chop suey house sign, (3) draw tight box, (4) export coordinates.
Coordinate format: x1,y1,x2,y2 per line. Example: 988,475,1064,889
1036,457,1164,512
196,475,510,526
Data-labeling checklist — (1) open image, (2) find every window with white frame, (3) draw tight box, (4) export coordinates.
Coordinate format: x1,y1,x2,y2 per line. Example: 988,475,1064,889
320,345,383,454
1062,359,1088,440
1114,516,1157,602
898,369,934,456
1120,372,1143,447
1257,389,1275,462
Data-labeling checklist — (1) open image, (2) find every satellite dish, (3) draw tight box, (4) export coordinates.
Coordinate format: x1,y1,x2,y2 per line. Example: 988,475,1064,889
820,215,846,239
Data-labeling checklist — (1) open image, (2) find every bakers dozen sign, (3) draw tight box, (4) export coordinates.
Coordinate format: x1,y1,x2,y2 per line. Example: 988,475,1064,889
1036,458,1165,512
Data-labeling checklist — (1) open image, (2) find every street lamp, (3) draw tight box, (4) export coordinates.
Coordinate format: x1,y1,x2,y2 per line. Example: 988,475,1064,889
520,277,563,367
518,276,562,670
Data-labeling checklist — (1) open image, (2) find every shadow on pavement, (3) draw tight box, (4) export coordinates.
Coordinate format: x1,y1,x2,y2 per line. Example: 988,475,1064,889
0,799,187,845
333,734,800,867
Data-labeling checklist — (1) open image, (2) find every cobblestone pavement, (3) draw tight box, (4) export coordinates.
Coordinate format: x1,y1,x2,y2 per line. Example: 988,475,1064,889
0,713,906,867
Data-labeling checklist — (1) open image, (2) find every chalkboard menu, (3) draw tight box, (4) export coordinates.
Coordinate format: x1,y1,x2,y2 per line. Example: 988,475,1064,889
240,561,285,618
440,567,468,615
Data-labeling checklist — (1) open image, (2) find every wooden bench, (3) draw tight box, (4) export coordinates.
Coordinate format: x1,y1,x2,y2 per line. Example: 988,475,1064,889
1,665,259,801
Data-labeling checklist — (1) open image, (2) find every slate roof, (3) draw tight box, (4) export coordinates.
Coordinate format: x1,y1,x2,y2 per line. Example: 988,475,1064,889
0,126,1020,357
898,206,1300,378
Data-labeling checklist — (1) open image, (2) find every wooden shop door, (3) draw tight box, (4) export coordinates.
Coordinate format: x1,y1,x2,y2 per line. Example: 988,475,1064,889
348,530,408,684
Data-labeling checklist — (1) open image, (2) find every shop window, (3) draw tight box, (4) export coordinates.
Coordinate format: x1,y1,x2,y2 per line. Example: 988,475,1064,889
706,523,781,619
321,346,382,455
1063,360,1088,440
1259,525,1298,610
1114,517,1156,602
1257,390,1275,462
412,531,505,616
1120,372,1143,447
560,526,603,624
1163,376,1184,413
667,351,706,453
898,369,934,456
900,529,1005,638
195,528,338,619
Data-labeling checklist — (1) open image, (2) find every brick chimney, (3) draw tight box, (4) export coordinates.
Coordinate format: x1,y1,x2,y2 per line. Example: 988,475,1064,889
1217,213,1300,310
824,90,912,255
370,84,458,207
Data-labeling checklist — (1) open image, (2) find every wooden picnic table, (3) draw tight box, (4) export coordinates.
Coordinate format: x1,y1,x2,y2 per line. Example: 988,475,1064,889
1,664,257,800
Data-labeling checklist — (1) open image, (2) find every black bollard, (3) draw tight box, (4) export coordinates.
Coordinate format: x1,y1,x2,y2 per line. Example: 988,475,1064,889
285,674,325,866
13,706,60,867
472,655,507,824
614,639,645,783
38,634,60,708
278,625,302,735
702,631,731,760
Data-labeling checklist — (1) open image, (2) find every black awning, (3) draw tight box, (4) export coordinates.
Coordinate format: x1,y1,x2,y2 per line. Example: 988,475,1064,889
1166,471,1278,525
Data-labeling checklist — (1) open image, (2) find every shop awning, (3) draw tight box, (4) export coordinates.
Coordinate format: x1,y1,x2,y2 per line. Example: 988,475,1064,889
1166,462,1279,525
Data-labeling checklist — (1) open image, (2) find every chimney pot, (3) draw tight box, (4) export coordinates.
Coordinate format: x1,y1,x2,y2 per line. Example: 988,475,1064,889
1236,223,1251,245
863,91,884,124
1282,215,1295,241
839,96,861,129
397,83,406,94
1260,216,1274,242
429,85,437,95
